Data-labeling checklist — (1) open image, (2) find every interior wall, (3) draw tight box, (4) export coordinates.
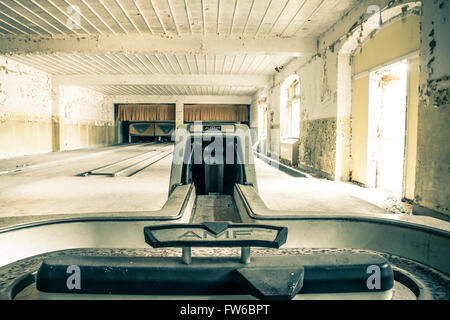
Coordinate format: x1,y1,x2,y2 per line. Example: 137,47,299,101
264,48,339,178
0,57,117,158
256,1,422,184
350,15,420,191
303,50,339,179
0,56,53,158
414,0,450,217
59,86,116,151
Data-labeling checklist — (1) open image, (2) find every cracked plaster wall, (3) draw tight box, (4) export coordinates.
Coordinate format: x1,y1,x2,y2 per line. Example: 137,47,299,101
0,57,117,158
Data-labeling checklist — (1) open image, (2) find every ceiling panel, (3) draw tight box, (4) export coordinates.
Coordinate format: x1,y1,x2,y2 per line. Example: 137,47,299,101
0,0,357,37
85,84,256,96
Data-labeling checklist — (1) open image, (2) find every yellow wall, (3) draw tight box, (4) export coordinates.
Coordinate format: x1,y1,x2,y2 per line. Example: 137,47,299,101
351,15,420,193
352,76,369,184
0,111,53,158
61,121,117,151
354,15,420,75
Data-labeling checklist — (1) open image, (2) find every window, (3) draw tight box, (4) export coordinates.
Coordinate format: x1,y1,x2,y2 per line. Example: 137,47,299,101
281,79,300,139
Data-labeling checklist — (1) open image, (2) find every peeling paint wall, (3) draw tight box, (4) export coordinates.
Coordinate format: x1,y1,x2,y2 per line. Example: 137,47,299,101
0,57,117,159
58,86,116,151
259,0,422,182
298,118,337,179
293,52,339,178
61,86,113,122
0,56,53,158
414,0,450,216
263,44,340,178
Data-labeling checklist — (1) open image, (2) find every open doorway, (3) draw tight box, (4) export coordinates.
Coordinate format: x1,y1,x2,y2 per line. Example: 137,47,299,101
367,60,408,194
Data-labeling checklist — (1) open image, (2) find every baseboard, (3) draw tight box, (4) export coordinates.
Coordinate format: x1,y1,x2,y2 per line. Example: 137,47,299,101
413,204,450,222
253,152,307,178
296,163,334,181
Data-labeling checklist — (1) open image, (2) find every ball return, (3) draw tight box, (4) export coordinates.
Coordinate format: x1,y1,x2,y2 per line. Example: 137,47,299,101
26,222,393,300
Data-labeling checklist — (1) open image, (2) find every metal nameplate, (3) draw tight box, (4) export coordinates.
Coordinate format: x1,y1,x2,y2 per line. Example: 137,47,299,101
203,125,222,132
144,222,287,248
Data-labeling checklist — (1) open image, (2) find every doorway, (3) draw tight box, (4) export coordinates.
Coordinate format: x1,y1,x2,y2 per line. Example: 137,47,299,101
367,60,408,194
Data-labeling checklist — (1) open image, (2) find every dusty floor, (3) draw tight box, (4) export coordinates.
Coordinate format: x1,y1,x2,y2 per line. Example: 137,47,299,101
0,143,410,218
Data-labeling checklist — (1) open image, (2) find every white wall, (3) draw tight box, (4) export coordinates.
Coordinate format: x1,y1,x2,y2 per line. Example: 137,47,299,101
0,56,53,158
0,57,117,157
0,56,52,117
414,0,450,216
60,86,113,122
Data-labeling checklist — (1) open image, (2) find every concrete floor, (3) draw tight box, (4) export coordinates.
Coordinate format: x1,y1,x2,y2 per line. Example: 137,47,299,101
0,143,401,219
255,158,388,214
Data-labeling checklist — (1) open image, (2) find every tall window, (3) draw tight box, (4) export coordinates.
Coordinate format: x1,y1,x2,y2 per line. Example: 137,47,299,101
281,79,300,139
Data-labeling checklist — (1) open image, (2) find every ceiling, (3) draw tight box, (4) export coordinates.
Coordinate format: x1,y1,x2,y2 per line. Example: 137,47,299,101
10,52,293,75
0,0,358,96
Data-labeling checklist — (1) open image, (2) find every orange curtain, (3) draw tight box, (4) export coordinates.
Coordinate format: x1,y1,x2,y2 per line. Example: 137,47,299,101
118,104,175,121
184,104,249,122
184,105,202,122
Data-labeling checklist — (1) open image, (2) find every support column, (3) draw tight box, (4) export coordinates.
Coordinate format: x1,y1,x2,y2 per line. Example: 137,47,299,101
335,53,352,181
175,101,184,128
50,77,62,152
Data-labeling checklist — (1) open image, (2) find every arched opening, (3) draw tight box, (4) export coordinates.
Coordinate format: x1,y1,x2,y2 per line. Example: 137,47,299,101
338,2,421,199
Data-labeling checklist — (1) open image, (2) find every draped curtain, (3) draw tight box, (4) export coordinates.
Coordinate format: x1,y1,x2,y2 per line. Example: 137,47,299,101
118,104,175,121
184,104,249,122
